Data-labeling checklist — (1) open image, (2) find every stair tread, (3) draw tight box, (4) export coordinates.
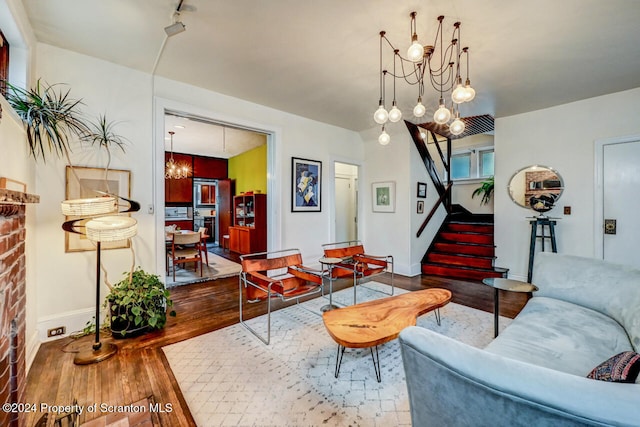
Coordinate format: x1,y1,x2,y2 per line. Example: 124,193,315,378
435,241,495,248
423,262,508,273
430,251,496,260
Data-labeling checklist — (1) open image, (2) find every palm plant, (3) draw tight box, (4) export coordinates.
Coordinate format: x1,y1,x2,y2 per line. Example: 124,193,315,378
472,176,494,205
82,114,128,193
4,79,89,163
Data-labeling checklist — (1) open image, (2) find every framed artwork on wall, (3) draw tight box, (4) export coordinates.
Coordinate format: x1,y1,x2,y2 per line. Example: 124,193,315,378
292,157,321,212
417,200,425,214
372,181,395,212
417,182,427,198
65,166,131,252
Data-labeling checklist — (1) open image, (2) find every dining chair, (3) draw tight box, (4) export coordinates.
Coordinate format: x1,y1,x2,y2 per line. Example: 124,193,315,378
169,232,203,281
197,226,209,265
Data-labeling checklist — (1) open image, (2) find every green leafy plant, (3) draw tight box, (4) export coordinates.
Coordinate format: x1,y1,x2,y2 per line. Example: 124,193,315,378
3,79,89,162
106,268,176,338
472,176,494,205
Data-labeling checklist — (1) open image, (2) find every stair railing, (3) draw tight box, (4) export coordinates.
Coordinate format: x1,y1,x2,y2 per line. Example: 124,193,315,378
405,121,453,237
416,182,452,237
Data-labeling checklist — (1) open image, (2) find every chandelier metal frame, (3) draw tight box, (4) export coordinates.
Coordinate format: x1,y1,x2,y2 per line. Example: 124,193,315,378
165,130,191,179
374,12,476,144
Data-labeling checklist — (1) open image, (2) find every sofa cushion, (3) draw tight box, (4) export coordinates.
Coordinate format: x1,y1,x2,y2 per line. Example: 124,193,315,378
485,297,633,376
587,351,640,383
533,253,640,352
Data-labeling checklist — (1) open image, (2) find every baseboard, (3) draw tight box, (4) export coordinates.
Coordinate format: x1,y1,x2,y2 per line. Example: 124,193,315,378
37,307,105,342
26,330,40,373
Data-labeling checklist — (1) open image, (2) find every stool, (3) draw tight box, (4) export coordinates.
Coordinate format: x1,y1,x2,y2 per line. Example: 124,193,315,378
222,234,230,250
527,217,558,282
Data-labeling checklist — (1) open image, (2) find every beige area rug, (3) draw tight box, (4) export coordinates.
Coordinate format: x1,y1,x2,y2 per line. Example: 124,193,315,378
163,282,511,426
167,253,242,287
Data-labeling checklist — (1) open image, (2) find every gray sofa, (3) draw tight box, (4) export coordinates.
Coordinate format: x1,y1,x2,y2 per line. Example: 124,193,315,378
399,253,640,426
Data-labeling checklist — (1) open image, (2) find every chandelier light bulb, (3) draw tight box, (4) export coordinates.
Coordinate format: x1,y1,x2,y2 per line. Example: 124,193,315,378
464,81,476,102
413,100,426,117
378,128,391,145
449,117,465,135
407,40,424,62
373,104,389,124
388,104,402,122
434,101,451,124
451,83,467,104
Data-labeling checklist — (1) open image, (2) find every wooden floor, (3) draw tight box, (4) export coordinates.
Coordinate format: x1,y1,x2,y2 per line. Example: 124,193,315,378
25,268,529,426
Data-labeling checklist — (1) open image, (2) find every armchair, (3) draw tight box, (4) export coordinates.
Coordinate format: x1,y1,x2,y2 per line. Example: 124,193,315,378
322,240,393,304
239,248,323,344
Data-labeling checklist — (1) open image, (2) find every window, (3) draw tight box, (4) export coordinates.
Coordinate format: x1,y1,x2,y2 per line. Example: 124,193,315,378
479,149,494,177
447,147,494,181
451,153,471,179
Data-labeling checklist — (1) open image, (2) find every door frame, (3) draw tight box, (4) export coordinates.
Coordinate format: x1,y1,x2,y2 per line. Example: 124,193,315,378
328,157,362,242
593,133,640,259
154,97,282,278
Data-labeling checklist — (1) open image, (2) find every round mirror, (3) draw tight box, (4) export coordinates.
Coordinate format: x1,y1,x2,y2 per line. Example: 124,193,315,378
508,165,564,213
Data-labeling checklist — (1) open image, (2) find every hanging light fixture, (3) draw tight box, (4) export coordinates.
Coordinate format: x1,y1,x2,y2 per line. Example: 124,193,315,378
375,12,476,144
165,131,191,179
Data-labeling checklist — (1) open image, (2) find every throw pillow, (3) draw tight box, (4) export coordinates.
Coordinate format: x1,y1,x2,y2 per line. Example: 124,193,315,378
587,351,640,383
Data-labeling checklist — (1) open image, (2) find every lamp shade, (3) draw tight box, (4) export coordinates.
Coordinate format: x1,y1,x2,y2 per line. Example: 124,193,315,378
85,216,138,242
61,197,117,216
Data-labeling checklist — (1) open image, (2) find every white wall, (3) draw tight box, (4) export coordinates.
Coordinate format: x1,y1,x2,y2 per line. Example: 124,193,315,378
31,43,365,340
495,88,640,280
360,124,445,276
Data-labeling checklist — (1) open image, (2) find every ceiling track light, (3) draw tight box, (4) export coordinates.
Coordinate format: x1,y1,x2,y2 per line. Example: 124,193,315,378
374,12,476,144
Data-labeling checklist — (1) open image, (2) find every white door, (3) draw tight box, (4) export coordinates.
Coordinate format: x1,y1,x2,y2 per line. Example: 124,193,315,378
335,162,358,242
603,139,640,268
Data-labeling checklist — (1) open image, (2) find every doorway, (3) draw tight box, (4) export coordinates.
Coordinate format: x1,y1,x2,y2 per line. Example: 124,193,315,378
334,162,358,242
595,135,640,269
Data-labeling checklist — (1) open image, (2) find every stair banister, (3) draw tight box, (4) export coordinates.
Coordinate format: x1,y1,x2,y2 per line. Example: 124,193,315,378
417,183,452,238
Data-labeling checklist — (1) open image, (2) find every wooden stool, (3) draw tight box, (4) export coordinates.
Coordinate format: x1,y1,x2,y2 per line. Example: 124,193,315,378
222,234,230,250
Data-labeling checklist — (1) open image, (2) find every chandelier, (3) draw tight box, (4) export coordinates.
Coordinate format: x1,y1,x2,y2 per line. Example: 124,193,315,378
165,131,191,179
374,12,476,145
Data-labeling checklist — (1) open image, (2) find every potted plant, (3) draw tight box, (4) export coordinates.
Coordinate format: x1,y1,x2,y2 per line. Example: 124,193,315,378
106,268,176,338
472,176,494,205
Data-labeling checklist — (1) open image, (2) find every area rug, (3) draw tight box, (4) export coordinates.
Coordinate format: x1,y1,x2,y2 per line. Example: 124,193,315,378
167,253,242,286
163,283,510,426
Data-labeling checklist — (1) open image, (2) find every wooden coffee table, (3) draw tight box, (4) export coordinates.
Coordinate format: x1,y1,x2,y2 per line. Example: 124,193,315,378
322,288,451,382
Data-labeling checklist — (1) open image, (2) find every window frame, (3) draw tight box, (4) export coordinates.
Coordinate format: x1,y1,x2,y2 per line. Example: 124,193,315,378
445,145,494,183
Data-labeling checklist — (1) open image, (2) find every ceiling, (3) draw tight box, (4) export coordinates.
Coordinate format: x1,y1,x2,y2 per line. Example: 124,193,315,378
22,0,640,135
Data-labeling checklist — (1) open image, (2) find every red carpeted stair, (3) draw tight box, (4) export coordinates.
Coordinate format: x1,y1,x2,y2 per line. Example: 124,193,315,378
422,214,508,280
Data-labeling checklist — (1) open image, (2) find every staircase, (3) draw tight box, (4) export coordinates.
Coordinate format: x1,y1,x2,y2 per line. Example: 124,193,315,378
422,212,508,280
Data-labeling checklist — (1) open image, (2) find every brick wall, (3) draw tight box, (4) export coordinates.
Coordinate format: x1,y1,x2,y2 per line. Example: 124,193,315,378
0,205,27,427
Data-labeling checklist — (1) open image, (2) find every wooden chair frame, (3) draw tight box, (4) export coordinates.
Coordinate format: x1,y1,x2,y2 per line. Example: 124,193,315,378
239,248,323,344
169,232,203,281
322,240,394,304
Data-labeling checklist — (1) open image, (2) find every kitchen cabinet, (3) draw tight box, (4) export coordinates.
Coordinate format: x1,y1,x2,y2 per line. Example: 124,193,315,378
200,184,216,205
229,193,266,254
193,155,228,179
164,152,193,204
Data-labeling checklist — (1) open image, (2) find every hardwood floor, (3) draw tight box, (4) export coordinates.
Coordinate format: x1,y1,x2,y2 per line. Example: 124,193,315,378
25,271,529,426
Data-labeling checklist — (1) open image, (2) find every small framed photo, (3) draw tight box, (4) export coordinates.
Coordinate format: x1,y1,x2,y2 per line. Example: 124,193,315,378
292,157,321,212
417,200,424,214
372,181,395,213
65,166,131,252
417,182,427,198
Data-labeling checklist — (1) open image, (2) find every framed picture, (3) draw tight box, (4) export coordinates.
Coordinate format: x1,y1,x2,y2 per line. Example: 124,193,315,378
372,181,395,213
417,182,427,198
65,166,131,252
417,200,424,214
292,157,321,212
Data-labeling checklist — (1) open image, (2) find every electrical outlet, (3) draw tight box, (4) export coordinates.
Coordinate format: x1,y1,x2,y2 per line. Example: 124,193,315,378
47,326,66,337
563,206,571,215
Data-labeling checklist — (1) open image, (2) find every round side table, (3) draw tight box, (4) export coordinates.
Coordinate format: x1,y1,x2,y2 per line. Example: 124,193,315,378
482,278,538,338
319,257,343,312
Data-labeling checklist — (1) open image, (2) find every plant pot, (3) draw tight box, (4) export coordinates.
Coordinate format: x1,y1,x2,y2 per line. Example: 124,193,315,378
109,304,151,339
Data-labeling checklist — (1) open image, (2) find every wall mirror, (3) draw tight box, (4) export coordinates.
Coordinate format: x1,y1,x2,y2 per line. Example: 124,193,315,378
508,165,564,213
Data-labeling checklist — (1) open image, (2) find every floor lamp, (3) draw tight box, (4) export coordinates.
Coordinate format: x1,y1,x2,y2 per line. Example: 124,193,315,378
62,197,139,365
